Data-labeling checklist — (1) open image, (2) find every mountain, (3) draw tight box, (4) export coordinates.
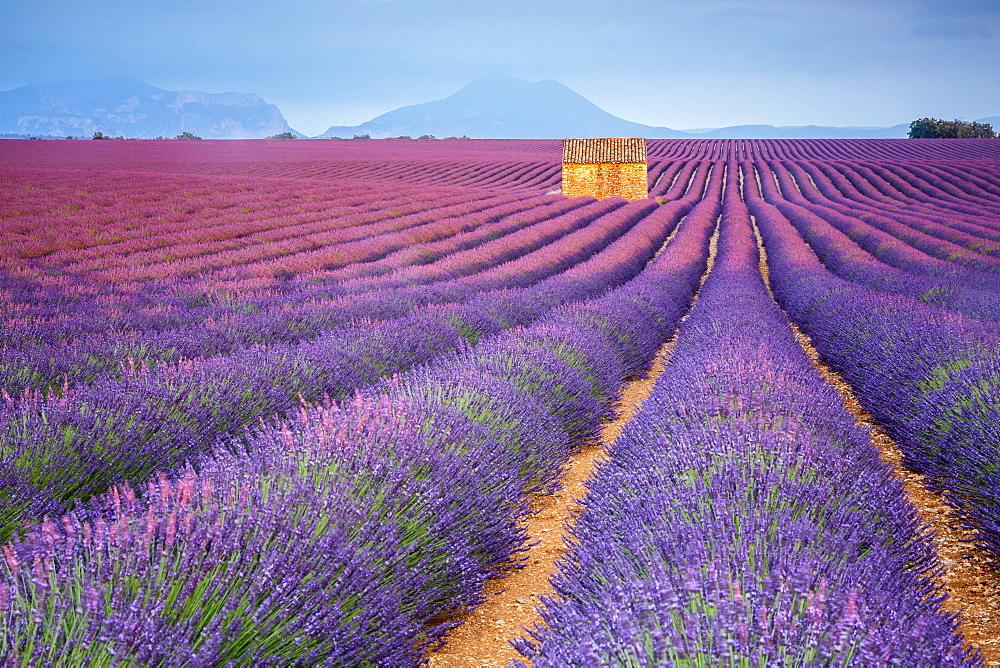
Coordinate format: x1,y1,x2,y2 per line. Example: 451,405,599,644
680,123,912,139
0,76,300,139
3,74,993,140
318,74,686,139
320,75,999,140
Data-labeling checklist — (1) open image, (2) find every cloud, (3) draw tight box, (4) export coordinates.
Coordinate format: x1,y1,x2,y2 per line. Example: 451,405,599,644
910,21,992,39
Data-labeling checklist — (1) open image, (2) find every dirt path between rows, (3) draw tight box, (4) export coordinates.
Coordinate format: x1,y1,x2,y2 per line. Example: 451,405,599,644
425,217,719,667
792,325,1000,665
750,217,1000,664
425,339,677,667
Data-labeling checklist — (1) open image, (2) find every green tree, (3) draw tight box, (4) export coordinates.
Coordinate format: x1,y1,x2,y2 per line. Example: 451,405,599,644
909,118,996,138
268,132,296,139
174,131,202,140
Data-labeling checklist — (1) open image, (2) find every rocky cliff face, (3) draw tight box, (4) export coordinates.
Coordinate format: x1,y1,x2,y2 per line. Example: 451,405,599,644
0,76,298,138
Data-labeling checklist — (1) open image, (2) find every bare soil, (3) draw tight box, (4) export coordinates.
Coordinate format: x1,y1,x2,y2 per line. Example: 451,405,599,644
430,218,1000,665
425,341,676,667
751,216,1000,664
425,208,719,668
792,326,1000,665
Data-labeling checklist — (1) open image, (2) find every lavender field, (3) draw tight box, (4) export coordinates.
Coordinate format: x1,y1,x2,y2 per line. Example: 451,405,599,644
1,137,999,665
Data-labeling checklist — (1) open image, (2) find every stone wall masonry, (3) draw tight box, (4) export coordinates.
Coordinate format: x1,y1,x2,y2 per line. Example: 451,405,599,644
561,163,648,201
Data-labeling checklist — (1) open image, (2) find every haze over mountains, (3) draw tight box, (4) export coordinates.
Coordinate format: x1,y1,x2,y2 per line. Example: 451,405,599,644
2,74,995,140
0,76,298,139
318,74,921,140
318,74,687,139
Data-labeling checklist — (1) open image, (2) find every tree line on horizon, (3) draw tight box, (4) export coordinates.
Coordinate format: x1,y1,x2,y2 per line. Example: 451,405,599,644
20,121,998,141
908,117,996,139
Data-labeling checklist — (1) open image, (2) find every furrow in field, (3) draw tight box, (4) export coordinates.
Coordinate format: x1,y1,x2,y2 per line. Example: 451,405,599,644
425,340,676,668
753,212,1000,664
516,164,971,665
751,158,1000,612
426,211,722,667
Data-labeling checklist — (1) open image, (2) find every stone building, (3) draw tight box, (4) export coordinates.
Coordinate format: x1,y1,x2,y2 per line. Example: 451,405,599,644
561,138,648,201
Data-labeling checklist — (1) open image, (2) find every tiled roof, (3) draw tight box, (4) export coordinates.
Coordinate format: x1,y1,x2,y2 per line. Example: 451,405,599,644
562,138,647,164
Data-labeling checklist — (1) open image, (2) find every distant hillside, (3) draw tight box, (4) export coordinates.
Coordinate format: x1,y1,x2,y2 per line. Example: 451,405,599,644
0,76,300,139
319,74,686,139
3,74,994,140
679,123,911,139
317,74,950,140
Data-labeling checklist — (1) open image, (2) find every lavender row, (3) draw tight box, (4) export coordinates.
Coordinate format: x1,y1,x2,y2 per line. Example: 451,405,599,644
0,196,625,394
753,164,1000,323
0,185,720,664
0,167,461,267
805,159,997,220
219,158,562,192
922,162,1000,207
798,160,1000,258
644,138,1000,162
1,167,565,334
0,184,716,542
0,140,566,193
518,175,972,665
348,197,633,293
192,193,578,283
757,160,1000,291
874,162,1000,217
40,184,505,277
0,195,646,401
2,190,565,347
792,159,1000,241
749,165,1000,568
302,196,592,282
780,160,1000,268
4,159,712,397
805,161,1000,258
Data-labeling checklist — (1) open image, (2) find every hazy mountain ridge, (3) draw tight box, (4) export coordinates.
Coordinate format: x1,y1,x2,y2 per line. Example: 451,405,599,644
318,74,688,139
319,74,991,140
2,74,994,140
0,76,299,139
677,123,912,139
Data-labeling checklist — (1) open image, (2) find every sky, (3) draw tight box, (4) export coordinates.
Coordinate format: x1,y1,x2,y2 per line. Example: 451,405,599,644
2,0,999,136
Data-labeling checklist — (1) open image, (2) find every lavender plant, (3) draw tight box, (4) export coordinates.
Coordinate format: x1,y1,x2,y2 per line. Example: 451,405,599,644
748,161,1000,564
518,169,974,665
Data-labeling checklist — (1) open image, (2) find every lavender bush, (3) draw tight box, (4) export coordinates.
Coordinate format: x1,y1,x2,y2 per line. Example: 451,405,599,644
518,169,974,665
747,161,1000,567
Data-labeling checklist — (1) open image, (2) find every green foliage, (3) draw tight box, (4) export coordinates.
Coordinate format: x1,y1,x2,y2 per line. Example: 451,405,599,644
352,134,371,139
417,134,437,140
908,117,996,138
174,132,202,140
267,132,296,139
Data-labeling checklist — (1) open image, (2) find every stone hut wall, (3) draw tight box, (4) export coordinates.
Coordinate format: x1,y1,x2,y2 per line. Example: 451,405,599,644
561,163,647,200
561,138,648,201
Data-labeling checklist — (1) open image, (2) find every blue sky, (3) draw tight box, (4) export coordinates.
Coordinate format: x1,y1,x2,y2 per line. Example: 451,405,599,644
2,0,998,135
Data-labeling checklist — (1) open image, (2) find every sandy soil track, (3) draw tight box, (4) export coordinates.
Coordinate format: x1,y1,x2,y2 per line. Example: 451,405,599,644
425,340,677,667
